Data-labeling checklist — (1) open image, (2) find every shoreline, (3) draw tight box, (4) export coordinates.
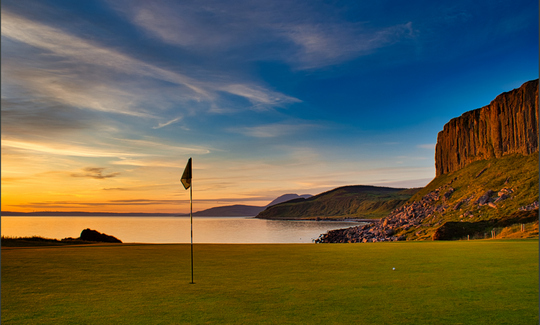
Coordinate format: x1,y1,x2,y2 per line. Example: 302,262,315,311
255,217,380,223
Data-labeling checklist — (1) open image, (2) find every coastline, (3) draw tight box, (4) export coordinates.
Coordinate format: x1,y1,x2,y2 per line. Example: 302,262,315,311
255,216,380,223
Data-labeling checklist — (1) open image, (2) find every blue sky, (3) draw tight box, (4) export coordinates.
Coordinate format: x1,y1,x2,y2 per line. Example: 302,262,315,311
1,0,538,213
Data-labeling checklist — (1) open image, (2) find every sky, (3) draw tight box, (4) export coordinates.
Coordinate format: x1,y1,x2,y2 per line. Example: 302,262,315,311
1,0,538,214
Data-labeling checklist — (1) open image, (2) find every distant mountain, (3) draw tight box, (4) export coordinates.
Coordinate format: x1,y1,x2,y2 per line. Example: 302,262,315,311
192,205,266,217
191,193,313,217
256,185,419,220
267,194,313,206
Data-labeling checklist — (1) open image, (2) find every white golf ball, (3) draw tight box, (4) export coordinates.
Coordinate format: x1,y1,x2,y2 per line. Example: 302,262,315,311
392,267,395,270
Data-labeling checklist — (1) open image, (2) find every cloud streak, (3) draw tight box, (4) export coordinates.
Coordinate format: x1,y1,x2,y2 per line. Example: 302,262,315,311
417,143,436,149
153,117,183,129
1,11,207,97
229,121,321,138
71,167,120,179
276,21,415,69
2,9,300,118
1,139,143,158
111,0,416,70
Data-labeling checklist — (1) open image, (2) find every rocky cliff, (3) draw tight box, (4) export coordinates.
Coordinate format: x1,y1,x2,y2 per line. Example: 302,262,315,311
435,79,538,176
316,81,539,243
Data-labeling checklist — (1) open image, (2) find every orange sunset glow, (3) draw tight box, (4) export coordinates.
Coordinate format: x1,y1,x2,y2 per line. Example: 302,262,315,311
2,0,536,215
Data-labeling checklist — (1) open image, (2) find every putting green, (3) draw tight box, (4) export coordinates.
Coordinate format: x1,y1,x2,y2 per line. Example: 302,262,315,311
2,240,538,324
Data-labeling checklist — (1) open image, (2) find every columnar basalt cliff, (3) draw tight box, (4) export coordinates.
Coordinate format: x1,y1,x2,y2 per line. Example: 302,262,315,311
435,79,538,176
316,81,539,243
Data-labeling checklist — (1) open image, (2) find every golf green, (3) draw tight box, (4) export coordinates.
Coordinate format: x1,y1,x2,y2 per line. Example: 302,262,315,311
2,240,538,324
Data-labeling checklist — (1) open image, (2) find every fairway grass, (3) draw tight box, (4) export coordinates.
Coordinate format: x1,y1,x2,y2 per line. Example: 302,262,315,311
2,240,538,324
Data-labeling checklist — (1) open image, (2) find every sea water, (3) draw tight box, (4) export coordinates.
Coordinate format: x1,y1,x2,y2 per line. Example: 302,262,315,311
1,216,362,244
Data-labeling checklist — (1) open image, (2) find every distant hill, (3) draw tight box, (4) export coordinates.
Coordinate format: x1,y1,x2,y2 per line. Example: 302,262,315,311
255,185,419,220
192,205,266,217
267,194,313,206
191,193,313,216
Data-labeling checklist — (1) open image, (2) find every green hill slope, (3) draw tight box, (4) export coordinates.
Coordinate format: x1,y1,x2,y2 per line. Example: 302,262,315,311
317,153,538,242
408,152,539,240
255,185,420,220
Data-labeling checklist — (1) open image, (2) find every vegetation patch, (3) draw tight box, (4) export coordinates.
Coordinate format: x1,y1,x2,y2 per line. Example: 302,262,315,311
432,210,539,240
407,153,539,240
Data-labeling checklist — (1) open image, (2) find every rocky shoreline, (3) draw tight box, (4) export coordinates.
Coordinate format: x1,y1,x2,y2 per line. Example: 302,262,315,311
315,183,538,243
315,187,446,243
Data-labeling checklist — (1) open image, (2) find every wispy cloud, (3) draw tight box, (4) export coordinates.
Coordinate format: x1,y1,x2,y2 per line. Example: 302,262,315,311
153,117,183,129
1,11,208,97
110,0,416,70
1,139,142,158
1,97,97,137
276,21,415,69
9,199,182,209
1,177,30,183
71,167,120,179
9,196,273,210
2,9,299,117
218,84,301,110
417,143,436,149
112,138,211,155
228,121,320,138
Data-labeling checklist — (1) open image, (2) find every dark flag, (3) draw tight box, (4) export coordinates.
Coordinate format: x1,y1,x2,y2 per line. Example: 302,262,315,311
182,157,195,284
181,158,192,190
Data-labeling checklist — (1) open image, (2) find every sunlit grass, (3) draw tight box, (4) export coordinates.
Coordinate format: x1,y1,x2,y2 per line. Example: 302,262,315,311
2,240,538,324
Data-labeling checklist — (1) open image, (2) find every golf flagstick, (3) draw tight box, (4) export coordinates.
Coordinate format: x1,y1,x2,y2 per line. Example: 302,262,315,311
181,158,194,284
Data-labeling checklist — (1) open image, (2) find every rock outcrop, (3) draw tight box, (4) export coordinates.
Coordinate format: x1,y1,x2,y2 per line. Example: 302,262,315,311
435,79,538,176
80,228,122,243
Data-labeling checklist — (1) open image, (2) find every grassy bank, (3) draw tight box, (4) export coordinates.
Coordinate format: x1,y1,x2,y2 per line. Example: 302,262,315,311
2,240,538,324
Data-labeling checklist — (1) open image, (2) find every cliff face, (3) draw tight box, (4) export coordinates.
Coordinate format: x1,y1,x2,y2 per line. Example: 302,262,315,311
435,79,539,176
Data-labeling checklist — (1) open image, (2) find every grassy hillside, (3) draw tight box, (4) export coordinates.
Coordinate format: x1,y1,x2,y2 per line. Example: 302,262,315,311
256,185,419,220
316,153,538,243
2,241,538,324
401,152,539,240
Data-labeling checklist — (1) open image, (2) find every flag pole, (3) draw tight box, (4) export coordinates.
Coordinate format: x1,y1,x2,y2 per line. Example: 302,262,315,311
181,157,194,284
190,172,194,284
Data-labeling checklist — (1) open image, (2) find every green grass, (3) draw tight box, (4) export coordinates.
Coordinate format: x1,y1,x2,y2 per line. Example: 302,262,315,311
2,240,538,324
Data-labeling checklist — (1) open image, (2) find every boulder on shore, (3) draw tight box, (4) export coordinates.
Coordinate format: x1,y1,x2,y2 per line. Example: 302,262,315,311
80,228,122,243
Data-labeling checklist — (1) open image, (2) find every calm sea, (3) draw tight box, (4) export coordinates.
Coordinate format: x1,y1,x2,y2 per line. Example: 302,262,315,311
1,216,362,244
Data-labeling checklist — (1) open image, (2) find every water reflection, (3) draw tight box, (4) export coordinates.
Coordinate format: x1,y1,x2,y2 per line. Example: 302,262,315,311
1,216,363,244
